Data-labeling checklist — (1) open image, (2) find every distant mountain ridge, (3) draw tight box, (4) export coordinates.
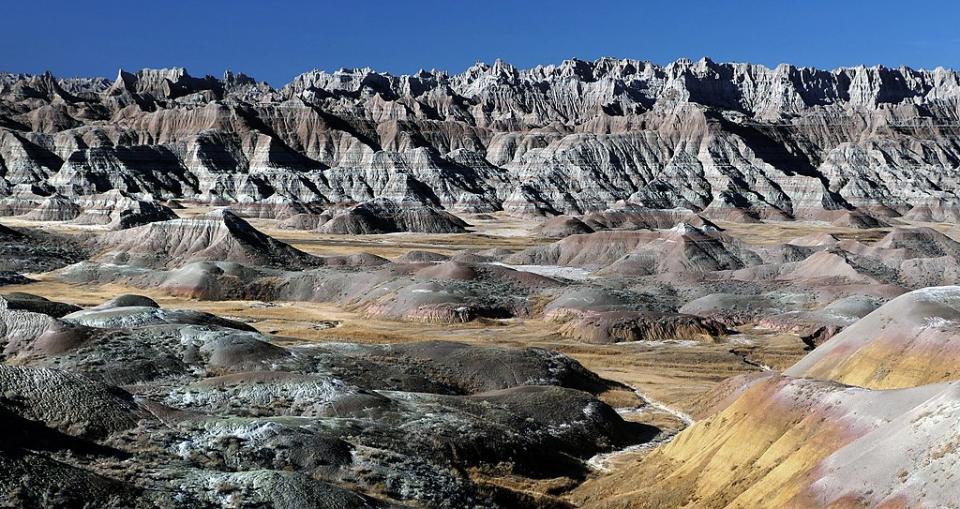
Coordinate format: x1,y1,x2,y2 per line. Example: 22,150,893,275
1,57,959,221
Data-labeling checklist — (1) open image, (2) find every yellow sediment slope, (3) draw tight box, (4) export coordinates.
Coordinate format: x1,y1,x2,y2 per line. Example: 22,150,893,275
787,286,960,389
576,287,960,508
573,374,859,508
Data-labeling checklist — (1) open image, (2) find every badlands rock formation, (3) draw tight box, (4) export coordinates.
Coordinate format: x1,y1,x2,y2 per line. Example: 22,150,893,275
4,55,960,509
73,190,178,229
92,209,320,269
316,198,469,234
0,222,86,279
21,193,79,221
575,287,960,509
0,294,651,508
786,286,960,388
1,58,960,219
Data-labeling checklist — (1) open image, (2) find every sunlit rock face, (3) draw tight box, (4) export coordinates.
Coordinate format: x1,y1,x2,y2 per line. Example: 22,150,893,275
573,286,960,509
1,58,959,218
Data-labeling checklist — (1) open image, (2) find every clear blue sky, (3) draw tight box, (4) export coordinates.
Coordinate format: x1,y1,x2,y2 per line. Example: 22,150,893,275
4,0,958,86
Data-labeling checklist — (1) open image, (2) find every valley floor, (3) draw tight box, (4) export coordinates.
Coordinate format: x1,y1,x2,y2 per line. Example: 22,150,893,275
1,211,847,505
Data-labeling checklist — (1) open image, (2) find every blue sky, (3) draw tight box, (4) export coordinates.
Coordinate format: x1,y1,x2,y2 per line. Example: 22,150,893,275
3,0,958,85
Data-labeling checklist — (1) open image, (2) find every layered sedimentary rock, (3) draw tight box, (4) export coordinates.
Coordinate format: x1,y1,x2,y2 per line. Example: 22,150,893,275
73,190,178,228
576,372,960,508
318,198,469,234
226,193,322,220
786,286,960,389
91,209,319,268
1,58,959,219
0,296,651,508
0,223,86,277
575,286,960,509
536,215,595,237
509,223,757,274
555,310,729,344
580,205,718,232
21,193,79,221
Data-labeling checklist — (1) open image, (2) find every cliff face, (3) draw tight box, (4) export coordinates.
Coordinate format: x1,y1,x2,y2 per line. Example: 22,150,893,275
2,57,959,218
